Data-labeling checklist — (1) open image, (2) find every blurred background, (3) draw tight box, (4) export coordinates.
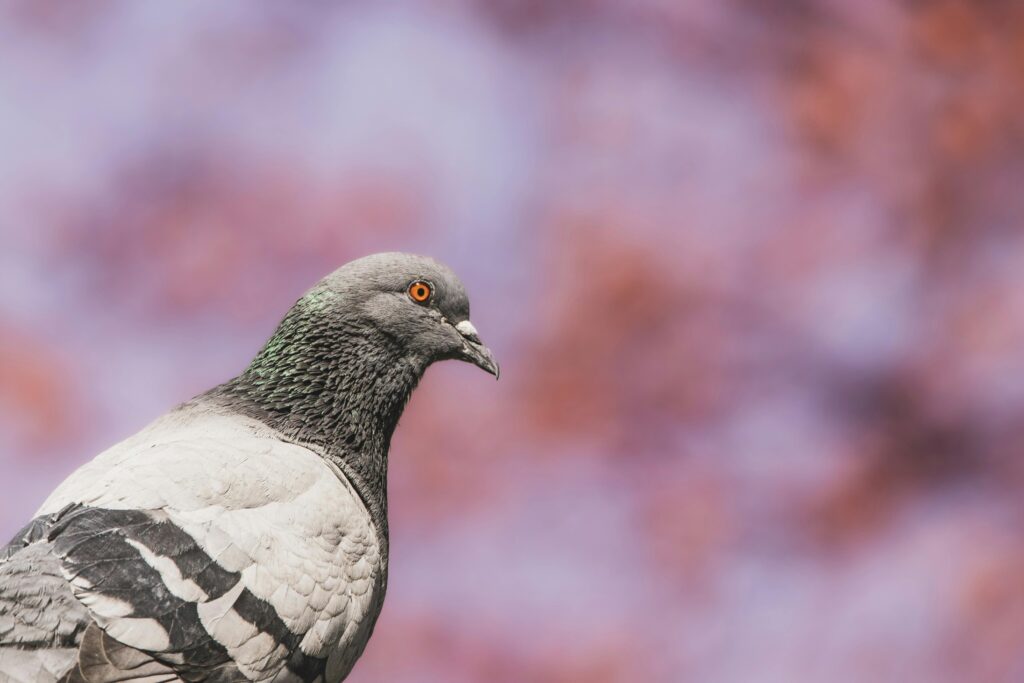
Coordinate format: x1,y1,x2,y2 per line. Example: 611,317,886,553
2,1,1023,681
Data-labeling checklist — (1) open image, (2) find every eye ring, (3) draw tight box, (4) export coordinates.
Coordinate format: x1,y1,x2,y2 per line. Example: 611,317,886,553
407,280,433,304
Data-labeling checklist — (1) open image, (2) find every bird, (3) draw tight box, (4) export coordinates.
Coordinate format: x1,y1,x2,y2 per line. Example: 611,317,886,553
0,252,498,683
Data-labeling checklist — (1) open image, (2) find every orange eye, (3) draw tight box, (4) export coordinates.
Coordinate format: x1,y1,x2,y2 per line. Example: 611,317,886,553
408,280,432,304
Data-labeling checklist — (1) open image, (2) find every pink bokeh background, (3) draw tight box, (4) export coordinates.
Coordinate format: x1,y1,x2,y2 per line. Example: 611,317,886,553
3,2,1024,681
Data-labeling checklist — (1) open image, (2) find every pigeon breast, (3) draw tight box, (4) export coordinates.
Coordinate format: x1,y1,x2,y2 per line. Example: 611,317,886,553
35,400,385,682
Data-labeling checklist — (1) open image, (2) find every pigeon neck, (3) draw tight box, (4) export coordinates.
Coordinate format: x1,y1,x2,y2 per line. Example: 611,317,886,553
207,305,425,540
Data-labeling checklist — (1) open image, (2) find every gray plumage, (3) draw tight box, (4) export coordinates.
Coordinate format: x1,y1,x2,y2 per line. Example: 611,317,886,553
0,253,498,683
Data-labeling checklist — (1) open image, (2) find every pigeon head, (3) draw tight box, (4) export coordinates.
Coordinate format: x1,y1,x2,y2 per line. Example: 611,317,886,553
208,253,496,532
317,252,499,378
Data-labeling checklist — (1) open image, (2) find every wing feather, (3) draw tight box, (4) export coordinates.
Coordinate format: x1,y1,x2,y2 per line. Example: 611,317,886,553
3,406,380,682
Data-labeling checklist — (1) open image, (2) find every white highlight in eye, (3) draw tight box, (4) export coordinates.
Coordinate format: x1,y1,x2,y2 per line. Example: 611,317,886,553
456,320,479,340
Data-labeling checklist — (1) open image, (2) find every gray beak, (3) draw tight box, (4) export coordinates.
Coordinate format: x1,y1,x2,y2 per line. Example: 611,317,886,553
455,320,499,379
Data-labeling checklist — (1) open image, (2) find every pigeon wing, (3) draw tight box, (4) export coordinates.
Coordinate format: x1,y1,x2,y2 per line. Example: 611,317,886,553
2,408,383,683
0,509,94,683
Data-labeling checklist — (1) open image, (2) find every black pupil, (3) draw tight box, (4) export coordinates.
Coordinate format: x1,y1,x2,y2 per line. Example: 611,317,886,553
414,285,427,299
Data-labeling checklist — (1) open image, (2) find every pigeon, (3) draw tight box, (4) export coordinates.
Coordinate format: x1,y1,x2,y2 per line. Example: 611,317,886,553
0,253,498,683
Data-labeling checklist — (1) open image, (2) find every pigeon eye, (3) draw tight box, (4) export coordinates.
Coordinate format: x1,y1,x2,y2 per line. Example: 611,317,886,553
408,280,432,304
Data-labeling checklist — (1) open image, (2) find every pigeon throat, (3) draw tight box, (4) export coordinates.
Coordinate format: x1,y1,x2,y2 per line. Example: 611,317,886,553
207,308,426,535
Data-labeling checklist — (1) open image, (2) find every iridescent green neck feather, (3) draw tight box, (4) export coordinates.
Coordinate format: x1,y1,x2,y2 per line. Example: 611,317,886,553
206,294,427,541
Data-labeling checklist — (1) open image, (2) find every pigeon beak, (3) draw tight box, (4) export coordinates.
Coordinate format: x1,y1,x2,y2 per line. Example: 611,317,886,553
455,320,500,379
